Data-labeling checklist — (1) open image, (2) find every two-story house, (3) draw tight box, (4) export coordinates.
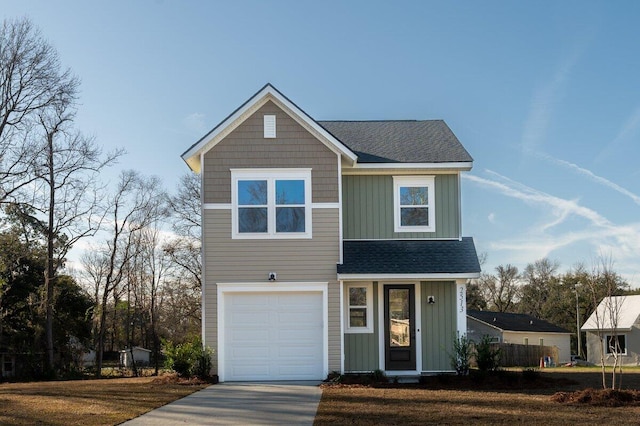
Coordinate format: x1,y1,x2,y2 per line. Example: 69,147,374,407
181,84,481,382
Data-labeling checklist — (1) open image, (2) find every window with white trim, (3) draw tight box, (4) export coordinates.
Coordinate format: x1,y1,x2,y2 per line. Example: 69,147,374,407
393,176,435,233
232,169,311,239
605,334,627,355
345,283,374,333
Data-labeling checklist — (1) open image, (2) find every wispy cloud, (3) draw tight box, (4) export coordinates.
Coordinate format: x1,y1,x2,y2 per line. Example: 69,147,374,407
182,112,207,135
469,170,610,228
597,105,640,162
463,171,640,285
535,152,640,205
521,49,583,154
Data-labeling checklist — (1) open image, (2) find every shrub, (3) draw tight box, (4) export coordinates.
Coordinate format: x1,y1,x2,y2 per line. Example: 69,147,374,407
371,369,387,383
450,334,472,376
162,338,214,378
475,335,501,372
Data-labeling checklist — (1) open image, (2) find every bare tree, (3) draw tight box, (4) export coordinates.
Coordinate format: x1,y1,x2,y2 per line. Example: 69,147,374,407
0,17,78,204
164,173,201,290
584,256,628,389
162,172,201,338
518,258,560,318
31,101,122,372
132,226,170,375
478,264,520,312
92,171,165,377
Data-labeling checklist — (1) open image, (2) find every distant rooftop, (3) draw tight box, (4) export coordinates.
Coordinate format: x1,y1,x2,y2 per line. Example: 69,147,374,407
468,310,571,333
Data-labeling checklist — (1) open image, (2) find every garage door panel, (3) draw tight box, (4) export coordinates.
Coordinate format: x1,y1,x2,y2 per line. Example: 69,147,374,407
224,291,324,381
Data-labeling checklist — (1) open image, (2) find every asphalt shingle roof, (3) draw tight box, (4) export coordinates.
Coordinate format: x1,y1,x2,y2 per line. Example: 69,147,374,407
468,310,571,333
337,238,480,275
317,120,473,163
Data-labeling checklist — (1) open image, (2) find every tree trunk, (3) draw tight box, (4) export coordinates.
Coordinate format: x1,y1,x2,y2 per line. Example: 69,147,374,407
45,134,56,374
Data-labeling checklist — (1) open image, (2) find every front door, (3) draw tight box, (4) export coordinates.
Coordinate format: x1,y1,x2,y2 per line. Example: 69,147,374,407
384,284,416,371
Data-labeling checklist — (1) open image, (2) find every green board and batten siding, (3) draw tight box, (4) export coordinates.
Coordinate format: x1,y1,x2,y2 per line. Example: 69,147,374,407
343,281,458,372
421,281,456,371
342,175,460,239
344,282,379,372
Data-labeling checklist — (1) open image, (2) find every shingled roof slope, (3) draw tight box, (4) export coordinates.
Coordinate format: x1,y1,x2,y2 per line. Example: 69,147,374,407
468,310,571,333
317,120,473,163
337,238,480,275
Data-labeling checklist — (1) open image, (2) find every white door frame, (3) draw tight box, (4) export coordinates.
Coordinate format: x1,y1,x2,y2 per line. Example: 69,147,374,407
377,281,422,375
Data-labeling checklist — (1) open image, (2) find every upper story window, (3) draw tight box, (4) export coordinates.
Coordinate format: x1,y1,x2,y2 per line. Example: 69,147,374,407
393,176,435,233
232,169,311,239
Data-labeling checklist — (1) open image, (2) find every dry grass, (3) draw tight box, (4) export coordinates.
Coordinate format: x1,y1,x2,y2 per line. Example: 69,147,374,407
2,368,640,425
0,375,209,426
314,368,640,425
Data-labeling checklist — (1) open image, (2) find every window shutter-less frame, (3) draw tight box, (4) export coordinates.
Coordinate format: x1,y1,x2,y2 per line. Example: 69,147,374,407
264,115,276,138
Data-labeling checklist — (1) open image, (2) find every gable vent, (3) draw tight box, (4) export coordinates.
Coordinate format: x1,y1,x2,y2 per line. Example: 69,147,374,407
264,114,276,138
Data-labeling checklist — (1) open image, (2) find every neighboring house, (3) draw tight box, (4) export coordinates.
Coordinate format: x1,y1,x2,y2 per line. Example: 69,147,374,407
467,310,572,364
581,295,640,367
181,84,481,382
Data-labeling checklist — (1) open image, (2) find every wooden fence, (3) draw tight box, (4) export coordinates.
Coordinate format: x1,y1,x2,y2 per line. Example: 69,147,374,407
472,343,560,368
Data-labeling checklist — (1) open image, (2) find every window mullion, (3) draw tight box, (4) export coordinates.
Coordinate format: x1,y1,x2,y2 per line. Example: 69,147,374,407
268,177,276,235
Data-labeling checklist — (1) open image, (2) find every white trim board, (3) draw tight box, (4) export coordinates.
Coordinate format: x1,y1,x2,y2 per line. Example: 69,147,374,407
339,273,480,280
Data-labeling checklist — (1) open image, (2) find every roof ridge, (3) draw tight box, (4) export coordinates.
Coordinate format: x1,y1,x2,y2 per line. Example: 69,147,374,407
317,119,443,123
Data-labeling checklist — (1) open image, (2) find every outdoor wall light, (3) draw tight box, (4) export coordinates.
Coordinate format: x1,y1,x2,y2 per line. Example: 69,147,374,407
268,272,277,281
427,295,435,304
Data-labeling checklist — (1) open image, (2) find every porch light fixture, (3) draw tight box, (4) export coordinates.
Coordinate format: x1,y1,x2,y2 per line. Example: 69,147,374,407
268,272,277,281
427,295,435,304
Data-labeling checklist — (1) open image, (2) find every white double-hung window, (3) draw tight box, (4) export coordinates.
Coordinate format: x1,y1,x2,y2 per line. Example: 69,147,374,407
393,176,435,233
232,169,311,239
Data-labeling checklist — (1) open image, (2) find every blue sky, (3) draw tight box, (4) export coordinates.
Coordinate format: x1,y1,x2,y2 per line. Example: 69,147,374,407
5,1,640,287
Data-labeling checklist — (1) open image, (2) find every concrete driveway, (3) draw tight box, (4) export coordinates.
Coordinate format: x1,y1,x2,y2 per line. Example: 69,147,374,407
120,381,322,425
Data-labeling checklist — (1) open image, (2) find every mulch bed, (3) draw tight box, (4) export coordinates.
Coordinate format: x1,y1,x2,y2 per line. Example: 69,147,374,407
323,370,640,407
551,388,640,407
321,370,576,391
150,372,215,386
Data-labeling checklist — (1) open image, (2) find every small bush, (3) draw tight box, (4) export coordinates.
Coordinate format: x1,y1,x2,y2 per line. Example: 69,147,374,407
162,338,214,378
450,334,472,376
475,336,501,372
371,369,387,383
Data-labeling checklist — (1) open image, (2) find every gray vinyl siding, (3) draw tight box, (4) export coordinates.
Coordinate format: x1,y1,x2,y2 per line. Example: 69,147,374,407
344,282,379,372
203,101,338,204
421,281,457,371
467,318,502,343
203,208,341,375
342,174,460,239
585,326,640,367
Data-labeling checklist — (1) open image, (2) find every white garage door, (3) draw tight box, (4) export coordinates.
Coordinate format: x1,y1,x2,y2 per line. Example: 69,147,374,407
223,291,324,381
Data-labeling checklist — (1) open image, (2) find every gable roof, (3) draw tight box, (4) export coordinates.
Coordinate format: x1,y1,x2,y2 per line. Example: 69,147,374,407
182,84,474,172
468,310,571,333
581,295,640,331
318,120,473,164
181,83,358,173
337,238,480,278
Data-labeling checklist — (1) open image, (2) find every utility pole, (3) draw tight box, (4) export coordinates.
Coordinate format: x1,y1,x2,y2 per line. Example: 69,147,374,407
575,283,582,358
